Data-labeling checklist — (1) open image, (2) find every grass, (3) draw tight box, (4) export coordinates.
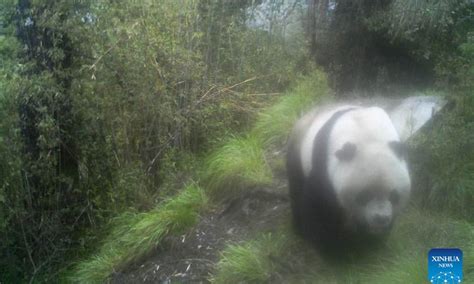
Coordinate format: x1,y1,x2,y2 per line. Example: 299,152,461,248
69,184,207,283
211,233,287,284
348,207,474,283
253,70,332,147
211,206,474,283
202,134,273,198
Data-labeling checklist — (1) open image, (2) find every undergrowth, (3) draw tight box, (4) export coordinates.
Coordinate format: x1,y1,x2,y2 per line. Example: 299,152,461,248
211,233,288,284
202,134,273,198
253,70,332,147
410,94,474,221
69,184,207,283
67,70,330,282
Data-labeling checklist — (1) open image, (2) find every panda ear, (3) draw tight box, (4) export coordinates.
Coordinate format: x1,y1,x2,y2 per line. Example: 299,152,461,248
335,142,357,161
389,141,407,159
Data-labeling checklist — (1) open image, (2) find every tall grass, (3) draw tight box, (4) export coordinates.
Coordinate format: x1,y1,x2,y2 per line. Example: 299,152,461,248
69,184,207,283
253,70,332,147
347,209,474,283
211,233,287,284
202,135,273,198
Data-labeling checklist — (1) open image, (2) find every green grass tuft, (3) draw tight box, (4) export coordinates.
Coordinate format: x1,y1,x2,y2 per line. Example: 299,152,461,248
253,70,332,147
202,134,273,198
211,233,287,284
69,184,208,283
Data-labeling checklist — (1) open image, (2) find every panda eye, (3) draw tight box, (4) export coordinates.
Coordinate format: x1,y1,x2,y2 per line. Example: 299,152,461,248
355,190,373,206
390,190,400,205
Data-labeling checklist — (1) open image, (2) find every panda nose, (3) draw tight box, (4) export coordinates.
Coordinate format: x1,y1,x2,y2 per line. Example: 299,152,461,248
374,215,391,227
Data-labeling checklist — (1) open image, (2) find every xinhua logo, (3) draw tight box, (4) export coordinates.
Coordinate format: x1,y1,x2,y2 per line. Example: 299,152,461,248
428,248,463,283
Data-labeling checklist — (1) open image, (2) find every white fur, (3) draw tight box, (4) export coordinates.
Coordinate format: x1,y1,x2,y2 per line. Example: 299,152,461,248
327,107,408,195
300,105,357,177
297,105,411,233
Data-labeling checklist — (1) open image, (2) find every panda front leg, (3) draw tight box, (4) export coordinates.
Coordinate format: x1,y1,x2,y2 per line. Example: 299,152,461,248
288,177,305,236
299,181,328,243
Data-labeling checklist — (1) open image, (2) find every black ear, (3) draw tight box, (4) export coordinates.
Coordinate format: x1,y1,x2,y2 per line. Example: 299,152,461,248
335,142,357,161
389,141,407,159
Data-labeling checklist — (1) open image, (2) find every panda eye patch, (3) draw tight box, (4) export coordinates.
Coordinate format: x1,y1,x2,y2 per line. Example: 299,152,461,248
390,190,400,205
335,142,357,161
355,190,373,206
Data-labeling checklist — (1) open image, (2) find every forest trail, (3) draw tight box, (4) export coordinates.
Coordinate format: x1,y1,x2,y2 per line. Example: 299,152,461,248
111,176,290,283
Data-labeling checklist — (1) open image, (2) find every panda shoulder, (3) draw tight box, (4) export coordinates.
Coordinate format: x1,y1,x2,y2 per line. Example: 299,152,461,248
288,106,331,145
343,107,400,142
346,107,395,128
351,106,391,119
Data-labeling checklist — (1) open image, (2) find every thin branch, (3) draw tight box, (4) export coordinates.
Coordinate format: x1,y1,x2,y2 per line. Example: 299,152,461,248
146,76,263,173
18,215,35,270
88,21,140,71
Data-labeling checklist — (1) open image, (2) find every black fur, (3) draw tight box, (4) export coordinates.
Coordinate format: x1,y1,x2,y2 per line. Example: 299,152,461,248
335,142,357,161
388,141,406,160
287,108,356,251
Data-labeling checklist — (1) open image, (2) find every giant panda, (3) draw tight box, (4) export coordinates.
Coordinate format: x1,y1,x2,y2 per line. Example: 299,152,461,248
286,105,411,249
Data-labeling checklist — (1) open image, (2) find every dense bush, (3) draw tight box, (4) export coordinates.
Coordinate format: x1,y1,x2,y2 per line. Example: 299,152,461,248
0,0,309,281
410,35,474,221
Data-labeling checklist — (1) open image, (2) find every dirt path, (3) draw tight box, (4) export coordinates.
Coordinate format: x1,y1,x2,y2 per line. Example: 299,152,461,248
110,181,290,283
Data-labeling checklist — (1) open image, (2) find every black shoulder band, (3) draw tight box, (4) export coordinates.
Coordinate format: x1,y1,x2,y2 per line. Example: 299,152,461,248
311,108,355,179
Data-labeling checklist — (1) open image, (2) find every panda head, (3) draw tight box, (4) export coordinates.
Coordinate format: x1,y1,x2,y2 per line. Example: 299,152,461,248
331,140,411,236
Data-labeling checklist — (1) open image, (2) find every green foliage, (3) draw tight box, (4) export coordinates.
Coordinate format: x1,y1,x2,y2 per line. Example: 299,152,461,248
69,184,208,283
307,0,473,93
211,233,287,284
368,0,474,87
0,24,23,281
198,0,308,92
202,135,273,198
402,7,474,222
69,67,330,280
369,0,469,42
1,0,309,280
410,95,474,221
253,70,332,146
